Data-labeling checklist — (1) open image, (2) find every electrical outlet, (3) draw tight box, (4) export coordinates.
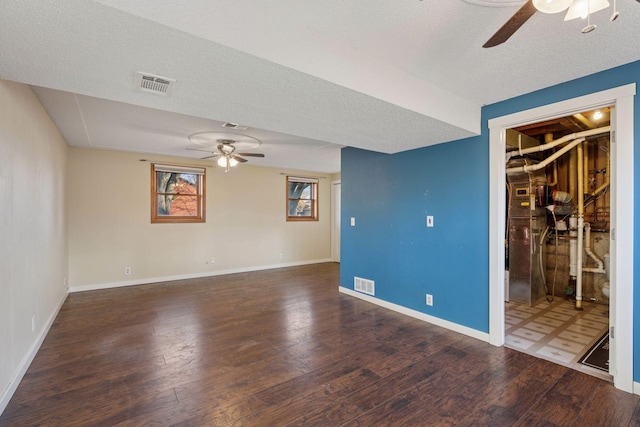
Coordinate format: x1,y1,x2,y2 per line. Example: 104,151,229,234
124,266,132,275
350,217,356,226
210,258,215,266
426,294,433,306
279,252,285,260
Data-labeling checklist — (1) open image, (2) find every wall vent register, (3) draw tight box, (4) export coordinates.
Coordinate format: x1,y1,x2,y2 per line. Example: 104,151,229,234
354,277,375,296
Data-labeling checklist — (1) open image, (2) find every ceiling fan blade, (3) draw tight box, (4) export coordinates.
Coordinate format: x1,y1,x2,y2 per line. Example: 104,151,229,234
483,0,537,48
186,147,217,153
229,154,247,163
231,155,248,163
200,154,221,159
237,152,265,157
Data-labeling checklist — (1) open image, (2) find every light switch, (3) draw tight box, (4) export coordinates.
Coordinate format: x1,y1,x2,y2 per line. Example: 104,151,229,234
350,217,356,226
426,216,434,227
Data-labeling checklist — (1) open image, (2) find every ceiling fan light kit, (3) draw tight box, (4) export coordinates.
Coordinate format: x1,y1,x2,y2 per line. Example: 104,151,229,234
564,0,610,20
186,135,265,172
217,155,239,171
610,0,619,20
532,0,572,14
483,0,631,48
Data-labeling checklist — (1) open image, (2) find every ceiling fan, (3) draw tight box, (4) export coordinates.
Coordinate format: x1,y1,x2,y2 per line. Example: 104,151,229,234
187,139,265,172
483,0,638,48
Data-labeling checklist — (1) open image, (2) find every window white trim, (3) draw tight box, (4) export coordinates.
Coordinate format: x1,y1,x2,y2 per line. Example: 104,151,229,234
287,176,319,184
153,164,205,175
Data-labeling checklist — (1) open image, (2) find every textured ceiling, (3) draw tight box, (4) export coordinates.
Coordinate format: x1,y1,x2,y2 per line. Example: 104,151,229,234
1,0,639,173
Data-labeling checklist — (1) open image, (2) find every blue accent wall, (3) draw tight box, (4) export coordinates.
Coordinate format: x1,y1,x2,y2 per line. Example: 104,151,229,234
340,60,640,379
341,138,489,331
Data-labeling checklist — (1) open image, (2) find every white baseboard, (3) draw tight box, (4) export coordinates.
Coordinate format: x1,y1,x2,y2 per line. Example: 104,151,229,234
634,381,640,395
69,258,333,293
0,290,68,415
338,286,490,343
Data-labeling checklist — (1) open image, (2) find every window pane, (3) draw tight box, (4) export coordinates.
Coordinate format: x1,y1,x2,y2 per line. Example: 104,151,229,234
157,195,199,216
177,173,197,186
157,172,198,193
288,182,311,199
152,163,205,223
285,176,318,221
174,175,198,195
288,200,312,217
157,171,177,193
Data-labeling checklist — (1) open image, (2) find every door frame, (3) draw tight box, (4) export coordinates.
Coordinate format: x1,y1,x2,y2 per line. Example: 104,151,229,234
488,84,635,392
331,180,341,262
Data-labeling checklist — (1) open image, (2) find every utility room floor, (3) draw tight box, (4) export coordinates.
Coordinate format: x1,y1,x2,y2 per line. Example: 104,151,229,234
505,298,610,381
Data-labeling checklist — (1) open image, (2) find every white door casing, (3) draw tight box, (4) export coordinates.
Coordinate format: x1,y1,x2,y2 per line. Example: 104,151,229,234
488,84,635,393
331,180,341,262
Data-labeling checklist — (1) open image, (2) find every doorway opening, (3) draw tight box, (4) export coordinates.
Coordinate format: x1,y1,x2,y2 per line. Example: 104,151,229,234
503,107,612,381
488,84,635,393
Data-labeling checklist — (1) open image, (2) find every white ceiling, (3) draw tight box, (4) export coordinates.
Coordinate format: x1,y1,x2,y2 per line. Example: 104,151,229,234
2,0,639,173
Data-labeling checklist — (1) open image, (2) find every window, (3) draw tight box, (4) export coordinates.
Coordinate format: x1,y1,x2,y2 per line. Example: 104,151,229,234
286,176,318,221
151,163,206,223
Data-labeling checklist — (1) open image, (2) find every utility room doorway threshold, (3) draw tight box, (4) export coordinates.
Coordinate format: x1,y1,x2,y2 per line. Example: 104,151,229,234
504,298,611,382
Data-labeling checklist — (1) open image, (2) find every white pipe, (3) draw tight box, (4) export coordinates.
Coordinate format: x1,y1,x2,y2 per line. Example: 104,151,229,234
583,222,605,274
569,216,577,278
505,126,610,161
506,138,585,175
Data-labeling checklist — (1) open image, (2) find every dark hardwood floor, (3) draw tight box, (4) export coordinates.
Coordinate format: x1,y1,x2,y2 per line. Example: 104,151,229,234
2,263,639,426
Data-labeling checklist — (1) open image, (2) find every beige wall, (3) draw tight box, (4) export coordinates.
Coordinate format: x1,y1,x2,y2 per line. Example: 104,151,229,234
68,148,332,289
0,80,68,409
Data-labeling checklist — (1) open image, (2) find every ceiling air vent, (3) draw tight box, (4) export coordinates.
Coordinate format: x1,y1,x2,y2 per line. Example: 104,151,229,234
134,72,176,96
222,122,248,130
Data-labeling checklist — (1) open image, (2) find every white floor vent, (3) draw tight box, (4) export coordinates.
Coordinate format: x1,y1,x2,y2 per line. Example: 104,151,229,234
354,277,375,296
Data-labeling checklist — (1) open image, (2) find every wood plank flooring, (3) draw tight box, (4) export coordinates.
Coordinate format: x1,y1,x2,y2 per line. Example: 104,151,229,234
2,263,638,426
